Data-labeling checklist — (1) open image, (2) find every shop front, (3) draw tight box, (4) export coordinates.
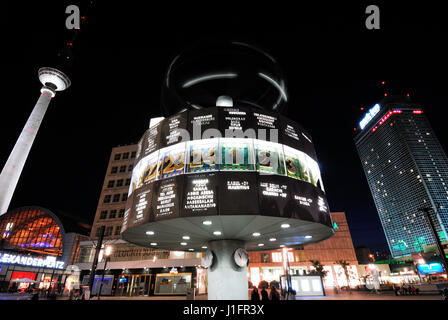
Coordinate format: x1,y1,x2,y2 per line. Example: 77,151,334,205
0,206,90,295
79,266,197,296
75,241,204,297
0,252,73,294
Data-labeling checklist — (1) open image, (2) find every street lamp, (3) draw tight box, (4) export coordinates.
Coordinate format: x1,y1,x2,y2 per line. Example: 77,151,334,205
97,246,112,300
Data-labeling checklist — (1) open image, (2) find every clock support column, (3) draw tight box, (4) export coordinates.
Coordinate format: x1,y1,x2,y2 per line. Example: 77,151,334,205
207,240,249,300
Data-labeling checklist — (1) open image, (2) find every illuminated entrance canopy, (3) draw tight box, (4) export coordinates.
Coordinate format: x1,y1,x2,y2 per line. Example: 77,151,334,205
0,252,65,269
359,103,381,130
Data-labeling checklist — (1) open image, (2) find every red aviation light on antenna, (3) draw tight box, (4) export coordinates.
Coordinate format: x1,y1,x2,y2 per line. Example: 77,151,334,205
381,81,385,85
384,93,388,97
413,110,423,114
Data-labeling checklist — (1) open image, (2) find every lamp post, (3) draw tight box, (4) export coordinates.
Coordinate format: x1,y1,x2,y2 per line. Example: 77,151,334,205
97,246,112,300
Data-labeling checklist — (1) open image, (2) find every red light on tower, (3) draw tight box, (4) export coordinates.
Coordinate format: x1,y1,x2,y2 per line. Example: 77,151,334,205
406,93,410,97
381,81,385,85
360,107,364,111
354,127,357,131
384,93,388,97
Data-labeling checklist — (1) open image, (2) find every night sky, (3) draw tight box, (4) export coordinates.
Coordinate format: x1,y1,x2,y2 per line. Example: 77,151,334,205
2,2,447,253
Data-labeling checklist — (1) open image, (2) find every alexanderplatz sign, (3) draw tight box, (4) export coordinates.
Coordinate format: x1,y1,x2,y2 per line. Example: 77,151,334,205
0,252,65,269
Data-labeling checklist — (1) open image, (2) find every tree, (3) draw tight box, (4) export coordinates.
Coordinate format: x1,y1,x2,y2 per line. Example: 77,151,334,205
335,260,351,290
309,260,328,278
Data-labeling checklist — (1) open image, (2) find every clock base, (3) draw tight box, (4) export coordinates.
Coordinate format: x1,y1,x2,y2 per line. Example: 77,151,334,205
207,239,249,300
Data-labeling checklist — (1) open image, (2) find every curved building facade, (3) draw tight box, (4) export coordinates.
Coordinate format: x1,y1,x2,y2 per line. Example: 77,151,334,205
0,206,89,293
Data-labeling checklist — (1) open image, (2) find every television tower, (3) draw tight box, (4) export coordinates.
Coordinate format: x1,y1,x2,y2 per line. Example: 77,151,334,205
0,67,71,215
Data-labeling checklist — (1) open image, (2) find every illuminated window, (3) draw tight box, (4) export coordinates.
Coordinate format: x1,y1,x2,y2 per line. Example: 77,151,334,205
287,252,294,262
109,210,117,219
95,227,104,237
272,252,282,262
100,210,108,219
261,253,271,263
105,226,113,236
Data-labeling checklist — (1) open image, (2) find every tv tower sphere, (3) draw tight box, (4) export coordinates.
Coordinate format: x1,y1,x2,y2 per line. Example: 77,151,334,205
0,67,70,215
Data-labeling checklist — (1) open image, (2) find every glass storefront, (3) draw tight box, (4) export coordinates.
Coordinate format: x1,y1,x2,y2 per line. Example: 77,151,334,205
154,273,192,295
116,274,152,296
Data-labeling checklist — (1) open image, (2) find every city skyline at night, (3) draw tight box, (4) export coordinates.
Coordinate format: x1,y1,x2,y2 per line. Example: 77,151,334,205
2,3,447,257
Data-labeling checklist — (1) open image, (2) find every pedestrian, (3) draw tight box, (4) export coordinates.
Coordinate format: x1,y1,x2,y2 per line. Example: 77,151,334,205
260,287,269,301
69,289,74,300
442,287,448,300
393,285,400,296
410,286,416,295
401,285,407,295
31,289,39,301
251,287,260,301
269,285,280,301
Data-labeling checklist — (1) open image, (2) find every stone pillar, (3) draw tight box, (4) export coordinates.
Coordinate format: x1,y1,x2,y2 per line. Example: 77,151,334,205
207,240,248,300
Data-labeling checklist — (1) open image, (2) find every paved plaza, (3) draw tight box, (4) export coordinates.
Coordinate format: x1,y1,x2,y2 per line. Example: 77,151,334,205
57,291,447,301
1,290,444,301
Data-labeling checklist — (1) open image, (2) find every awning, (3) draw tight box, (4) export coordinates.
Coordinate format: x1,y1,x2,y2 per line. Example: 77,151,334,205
10,278,39,283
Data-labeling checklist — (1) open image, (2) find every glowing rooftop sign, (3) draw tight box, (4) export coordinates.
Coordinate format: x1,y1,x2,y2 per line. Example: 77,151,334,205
359,104,381,130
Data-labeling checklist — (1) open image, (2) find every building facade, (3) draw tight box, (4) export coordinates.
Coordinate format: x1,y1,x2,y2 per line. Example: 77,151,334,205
354,96,448,258
0,206,89,293
77,144,203,296
247,211,360,289
90,144,137,240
